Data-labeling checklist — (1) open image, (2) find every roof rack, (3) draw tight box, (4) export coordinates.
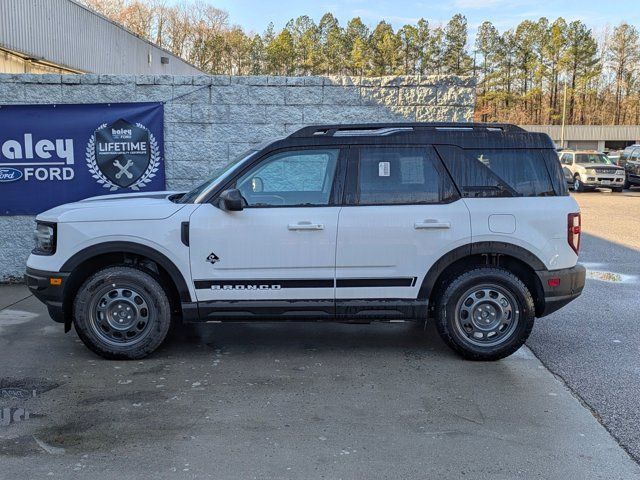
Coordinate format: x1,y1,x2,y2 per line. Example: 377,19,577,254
289,122,525,138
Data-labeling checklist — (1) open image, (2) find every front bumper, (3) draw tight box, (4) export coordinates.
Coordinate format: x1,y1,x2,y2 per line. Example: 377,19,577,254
581,175,624,187
536,264,586,317
25,267,69,323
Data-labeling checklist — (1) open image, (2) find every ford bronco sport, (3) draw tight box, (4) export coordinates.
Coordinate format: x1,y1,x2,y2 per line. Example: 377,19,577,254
26,123,586,361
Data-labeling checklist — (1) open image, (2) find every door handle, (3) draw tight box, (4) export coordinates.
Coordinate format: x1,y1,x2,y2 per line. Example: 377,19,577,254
414,220,451,230
288,221,325,231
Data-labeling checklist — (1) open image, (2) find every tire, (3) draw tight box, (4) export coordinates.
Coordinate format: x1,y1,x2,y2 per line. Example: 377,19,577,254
73,266,172,360
624,178,631,190
435,267,535,361
612,187,623,193
573,175,584,192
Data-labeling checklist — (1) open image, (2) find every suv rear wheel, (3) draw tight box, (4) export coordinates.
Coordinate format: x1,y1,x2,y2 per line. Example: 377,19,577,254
73,266,172,360
435,267,535,361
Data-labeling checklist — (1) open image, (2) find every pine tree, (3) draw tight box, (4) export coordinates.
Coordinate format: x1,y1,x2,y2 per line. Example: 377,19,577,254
564,21,599,123
318,13,345,74
287,16,320,74
398,24,419,74
371,21,400,75
475,21,500,117
428,26,445,74
545,18,568,123
248,34,265,75
345,17,370,75
513,20,538,117
443,14,472,75
607,23,640,124
266,29,295,75
415,19,430,75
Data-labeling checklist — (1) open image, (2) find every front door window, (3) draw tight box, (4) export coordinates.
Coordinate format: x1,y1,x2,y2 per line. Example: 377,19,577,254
236,149,339,207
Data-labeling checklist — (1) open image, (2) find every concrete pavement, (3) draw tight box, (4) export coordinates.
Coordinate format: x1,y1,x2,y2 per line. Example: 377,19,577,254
1,288,639,479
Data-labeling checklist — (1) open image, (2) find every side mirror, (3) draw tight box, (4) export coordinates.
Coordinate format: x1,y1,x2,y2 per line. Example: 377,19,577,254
218,189,244,212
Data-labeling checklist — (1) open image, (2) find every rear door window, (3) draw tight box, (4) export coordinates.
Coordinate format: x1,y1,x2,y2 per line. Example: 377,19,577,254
355,146,458,205
436,146,565,197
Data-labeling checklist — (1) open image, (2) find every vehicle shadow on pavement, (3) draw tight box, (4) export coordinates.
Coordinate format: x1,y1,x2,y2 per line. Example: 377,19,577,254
162,320,457,359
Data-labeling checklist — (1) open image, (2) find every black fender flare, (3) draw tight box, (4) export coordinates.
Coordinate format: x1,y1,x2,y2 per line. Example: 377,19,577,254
418,241,546,299
60,241,192,302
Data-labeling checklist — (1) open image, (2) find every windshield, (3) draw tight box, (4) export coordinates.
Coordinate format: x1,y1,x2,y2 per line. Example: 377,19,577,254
575,153,612,165
179,149,257,203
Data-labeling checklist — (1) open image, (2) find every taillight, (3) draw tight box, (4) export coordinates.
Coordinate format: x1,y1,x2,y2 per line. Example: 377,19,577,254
568,212,581,254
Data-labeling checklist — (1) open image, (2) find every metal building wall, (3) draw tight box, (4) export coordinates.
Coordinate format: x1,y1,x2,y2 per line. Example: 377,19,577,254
521,125,640,142
0,0,202,75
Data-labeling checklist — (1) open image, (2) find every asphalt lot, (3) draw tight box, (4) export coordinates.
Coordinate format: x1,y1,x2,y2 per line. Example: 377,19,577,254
1,191,640,479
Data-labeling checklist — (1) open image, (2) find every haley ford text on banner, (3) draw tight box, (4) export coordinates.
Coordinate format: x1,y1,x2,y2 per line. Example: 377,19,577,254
0,102,165,215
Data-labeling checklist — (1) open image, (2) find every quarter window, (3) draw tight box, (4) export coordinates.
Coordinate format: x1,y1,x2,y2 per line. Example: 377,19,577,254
236,149,339,207
436,146,560,197
356,146,457,205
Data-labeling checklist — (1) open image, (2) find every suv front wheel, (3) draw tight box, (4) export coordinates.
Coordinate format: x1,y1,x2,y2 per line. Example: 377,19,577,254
73,266,172,360
435,267,535,361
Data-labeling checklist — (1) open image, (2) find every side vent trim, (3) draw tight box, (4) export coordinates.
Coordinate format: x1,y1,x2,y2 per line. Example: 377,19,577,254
181,222,189,247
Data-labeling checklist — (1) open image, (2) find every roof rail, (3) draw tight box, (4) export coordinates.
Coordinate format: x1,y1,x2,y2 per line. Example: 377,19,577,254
289,122,525,138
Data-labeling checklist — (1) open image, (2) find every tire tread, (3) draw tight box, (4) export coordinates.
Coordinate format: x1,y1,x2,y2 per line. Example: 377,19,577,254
435,266,535,361
73,265,172,360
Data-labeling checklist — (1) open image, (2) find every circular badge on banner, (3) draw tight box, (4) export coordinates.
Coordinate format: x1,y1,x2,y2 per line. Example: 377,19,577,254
86,120,160,191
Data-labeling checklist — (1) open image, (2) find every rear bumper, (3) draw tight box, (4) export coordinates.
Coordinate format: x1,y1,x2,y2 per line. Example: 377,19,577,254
24,267,69,323
536,264,586,317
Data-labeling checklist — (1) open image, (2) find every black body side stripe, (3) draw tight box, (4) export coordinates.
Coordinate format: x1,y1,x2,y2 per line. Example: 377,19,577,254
194,279,333,289
194,277,417,290
336,277,416,288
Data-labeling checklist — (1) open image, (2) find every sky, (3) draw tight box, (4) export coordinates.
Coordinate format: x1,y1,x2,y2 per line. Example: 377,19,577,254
189,0,640,35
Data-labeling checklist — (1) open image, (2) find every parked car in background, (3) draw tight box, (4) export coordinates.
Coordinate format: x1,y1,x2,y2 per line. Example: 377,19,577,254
618,145,640,189
606,150,621,165
558,150,625,192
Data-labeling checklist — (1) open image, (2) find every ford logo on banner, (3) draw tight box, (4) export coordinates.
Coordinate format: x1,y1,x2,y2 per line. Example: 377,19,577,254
0,102,165,215
0,167,23,182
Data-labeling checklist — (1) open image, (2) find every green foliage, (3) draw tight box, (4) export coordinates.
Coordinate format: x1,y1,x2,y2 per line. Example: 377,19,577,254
81,0,640,125
266,29,295,75
444,14,472,75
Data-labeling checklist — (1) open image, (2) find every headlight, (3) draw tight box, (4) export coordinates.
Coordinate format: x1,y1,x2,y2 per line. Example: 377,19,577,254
33,222,56,255
587,168,596,175
617,170,625,175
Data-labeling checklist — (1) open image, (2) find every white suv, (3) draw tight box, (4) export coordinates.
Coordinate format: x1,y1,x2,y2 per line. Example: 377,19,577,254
559,150,625,192
26,123,586,361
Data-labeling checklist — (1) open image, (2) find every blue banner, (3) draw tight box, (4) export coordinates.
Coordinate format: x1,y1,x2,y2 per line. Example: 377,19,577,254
0,102,165,215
